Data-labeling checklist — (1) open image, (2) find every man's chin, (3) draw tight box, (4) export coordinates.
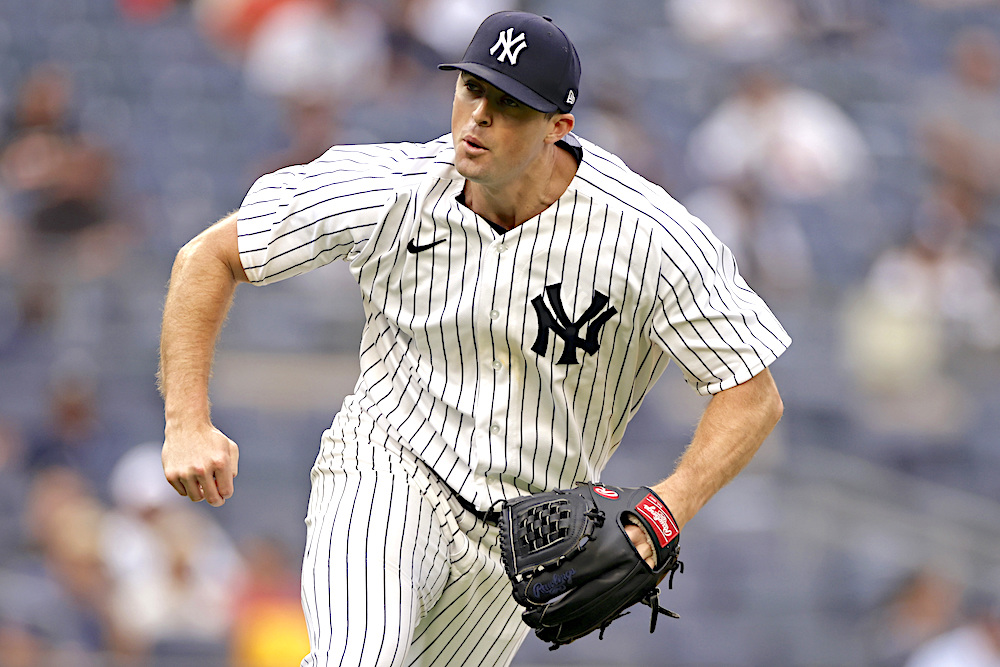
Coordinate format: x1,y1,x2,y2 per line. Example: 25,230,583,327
454,158,486,182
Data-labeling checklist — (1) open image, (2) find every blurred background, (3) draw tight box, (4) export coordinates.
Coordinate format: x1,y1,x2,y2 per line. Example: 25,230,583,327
1,0,1000,665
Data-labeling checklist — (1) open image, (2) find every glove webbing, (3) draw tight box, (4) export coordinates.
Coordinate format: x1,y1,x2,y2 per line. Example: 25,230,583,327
516,499,603,571
519,501,573,552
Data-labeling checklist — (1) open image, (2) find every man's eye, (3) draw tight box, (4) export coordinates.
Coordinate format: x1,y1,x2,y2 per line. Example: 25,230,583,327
501,97,520,108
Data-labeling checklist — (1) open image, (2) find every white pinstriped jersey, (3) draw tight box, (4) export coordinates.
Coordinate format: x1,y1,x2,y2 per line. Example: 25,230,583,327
237,133,790,511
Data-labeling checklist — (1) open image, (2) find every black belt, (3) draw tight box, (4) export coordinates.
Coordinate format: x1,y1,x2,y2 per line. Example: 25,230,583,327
423,463,503,525
453,489,503,526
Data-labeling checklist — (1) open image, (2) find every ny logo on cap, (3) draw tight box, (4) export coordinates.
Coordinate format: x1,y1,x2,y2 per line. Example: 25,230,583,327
490,28,528,65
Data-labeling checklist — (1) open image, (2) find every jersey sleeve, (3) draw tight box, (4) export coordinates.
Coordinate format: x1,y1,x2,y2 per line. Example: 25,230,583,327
236,145,400,285
650,213,791,396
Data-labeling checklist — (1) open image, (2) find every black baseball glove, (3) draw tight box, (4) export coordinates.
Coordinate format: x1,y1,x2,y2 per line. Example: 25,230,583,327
497,482,683,649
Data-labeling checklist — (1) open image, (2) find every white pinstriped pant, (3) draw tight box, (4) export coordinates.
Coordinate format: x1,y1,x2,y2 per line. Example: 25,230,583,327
299,433,530,667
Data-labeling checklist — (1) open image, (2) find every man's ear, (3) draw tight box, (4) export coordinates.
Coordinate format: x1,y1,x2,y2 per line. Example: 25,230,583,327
546,113,575,144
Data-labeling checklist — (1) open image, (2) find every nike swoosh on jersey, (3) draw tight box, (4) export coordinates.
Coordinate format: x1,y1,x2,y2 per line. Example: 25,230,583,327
406,238,447,253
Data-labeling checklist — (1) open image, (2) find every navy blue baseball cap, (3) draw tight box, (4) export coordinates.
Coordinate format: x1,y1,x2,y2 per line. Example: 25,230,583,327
439,11,581,114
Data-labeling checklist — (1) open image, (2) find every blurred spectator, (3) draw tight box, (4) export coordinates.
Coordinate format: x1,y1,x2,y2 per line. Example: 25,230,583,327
0,64,133,333
666,0,801,61
242,0,390,110
0,64,79,214
24,352,126,488
230,535,310,667
32,478,116,655
100,442,244,661
867,569,964,667
850,190,1000,360
683,175,815,303
906,593,1000,667
686,66,872,201
840,187,1000,475
8,467,119,660
915,25,1000,201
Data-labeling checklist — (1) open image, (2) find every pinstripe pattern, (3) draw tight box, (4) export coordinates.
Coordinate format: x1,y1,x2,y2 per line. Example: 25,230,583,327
300,428,528,667
236,133,790,665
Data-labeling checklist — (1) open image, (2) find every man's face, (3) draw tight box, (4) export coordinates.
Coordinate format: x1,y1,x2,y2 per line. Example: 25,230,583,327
450,73,557,188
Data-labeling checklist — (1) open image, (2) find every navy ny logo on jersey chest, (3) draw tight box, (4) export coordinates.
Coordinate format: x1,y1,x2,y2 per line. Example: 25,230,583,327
531,283,617,364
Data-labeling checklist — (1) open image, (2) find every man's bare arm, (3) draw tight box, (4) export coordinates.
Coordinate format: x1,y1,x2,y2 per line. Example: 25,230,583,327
158,212,248,507
651,368,784,530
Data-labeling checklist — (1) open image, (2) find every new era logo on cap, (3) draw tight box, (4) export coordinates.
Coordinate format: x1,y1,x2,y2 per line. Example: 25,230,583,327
439,11,581,113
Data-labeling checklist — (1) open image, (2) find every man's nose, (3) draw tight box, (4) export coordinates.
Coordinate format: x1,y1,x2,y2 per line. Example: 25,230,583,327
472,98,492,126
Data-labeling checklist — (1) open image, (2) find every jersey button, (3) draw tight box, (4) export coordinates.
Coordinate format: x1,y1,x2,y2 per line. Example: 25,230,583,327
489,309,500,320
490,423,501,435
491,360,503,370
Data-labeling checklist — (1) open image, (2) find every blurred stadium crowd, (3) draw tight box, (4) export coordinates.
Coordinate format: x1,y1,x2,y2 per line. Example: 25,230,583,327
1,0,1000,665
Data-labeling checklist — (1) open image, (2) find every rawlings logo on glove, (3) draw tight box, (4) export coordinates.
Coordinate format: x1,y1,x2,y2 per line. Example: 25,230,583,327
498,483,683,649
635,493,678,547
532,570,576,598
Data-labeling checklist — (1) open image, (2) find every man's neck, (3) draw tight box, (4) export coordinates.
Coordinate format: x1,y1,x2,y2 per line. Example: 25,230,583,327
463,142,579,231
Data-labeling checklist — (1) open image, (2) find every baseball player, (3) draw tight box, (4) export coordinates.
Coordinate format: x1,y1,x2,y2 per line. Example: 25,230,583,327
159,11,789,667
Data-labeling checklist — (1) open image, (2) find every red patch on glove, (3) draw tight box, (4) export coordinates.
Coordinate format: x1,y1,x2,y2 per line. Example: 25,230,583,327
634,494,678,548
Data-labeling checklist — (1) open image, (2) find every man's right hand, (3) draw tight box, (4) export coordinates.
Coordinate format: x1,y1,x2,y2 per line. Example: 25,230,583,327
158,213,247,509
162,425,239,507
